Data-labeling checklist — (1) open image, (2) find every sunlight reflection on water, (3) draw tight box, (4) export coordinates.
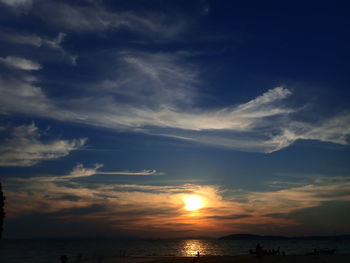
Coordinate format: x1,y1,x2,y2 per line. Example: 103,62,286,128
180,239,210,256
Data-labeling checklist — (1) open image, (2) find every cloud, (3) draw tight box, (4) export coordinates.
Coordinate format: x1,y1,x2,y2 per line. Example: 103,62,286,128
0,0,32,7
5,171,350,237
44,32,66,49
39,32,77,65
0,31,77,65
263,114,350,152
297,114,350,145
62,164,162,180
0,56,41,70
12,163,163,182
91,51,198,108
0,47,348,152
238,176,350,217
236,87,292,114
37,1,186,39
0,73,52,115
0,0,32,12
0,123,86,166
69,55,305,152
135,86,293,131
98,169,161,176
56,52,295,143
0,31,42,47
4,178,227,237
0,72,77,119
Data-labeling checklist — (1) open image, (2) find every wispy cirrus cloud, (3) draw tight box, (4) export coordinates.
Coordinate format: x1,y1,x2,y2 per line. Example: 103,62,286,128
0,0,32,12
91,51,292,131
0,123,86,167
300,114,350,145
136,86,293,131
0,30,61,48
57,51,295,142
37,1,186,39
0,74,54,116
263,114,350,152
0,70,77,119
0,47,349,152
0,56,41,70
0,30,43,47
0,31,77,65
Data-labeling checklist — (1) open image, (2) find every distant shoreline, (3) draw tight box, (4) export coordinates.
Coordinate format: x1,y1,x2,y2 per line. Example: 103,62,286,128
219,234,350,240
109,254,350,263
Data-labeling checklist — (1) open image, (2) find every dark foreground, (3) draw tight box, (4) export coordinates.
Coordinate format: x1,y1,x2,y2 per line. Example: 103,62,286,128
109,254,350,263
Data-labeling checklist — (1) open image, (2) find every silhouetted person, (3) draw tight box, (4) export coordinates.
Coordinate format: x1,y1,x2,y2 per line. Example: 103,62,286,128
0,182,5,240
255,243,263,261
60,255,68,263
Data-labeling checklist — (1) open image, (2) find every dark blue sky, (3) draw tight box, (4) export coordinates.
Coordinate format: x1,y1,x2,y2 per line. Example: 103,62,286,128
0,0,349,238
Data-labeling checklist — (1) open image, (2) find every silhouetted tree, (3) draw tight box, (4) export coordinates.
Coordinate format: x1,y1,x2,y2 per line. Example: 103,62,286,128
0,182,5,240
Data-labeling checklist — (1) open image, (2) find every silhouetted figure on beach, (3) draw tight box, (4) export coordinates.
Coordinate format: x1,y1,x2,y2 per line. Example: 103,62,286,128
0,182,5,240
60,255,68,263
255,243,263,261
255,243,262,252
250,244,282,258
191,251,200,263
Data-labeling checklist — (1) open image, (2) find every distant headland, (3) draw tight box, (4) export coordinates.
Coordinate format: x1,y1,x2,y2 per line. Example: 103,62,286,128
219,234,350,240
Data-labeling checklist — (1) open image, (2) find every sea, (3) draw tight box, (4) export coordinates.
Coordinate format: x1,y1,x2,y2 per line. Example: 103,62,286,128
1,238,350,263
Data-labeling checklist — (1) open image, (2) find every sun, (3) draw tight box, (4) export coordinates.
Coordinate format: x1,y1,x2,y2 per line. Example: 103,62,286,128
184,195,203,211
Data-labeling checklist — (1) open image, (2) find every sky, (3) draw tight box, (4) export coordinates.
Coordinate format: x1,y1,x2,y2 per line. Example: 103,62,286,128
0,0,349,239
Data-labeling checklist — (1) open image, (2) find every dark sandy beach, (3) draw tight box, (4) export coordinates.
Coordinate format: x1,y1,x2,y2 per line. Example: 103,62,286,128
108,254,350,263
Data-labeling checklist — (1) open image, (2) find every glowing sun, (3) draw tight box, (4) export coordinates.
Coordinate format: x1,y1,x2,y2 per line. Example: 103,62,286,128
184,195,203,211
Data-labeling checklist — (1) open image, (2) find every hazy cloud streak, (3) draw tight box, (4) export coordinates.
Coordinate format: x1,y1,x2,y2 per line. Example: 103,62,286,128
0,123,86,166
0,56,41,70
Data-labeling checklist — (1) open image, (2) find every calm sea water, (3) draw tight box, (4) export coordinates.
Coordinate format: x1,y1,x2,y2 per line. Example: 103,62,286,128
1,238,350,263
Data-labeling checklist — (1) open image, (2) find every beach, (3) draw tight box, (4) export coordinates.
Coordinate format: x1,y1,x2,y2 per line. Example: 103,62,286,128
110,254,350,263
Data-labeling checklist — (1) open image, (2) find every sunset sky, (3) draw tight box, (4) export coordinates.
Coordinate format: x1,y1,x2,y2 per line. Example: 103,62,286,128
0,0,349,239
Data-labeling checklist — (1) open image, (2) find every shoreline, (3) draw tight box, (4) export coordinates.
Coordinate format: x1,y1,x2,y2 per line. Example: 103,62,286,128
109,254,350,263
